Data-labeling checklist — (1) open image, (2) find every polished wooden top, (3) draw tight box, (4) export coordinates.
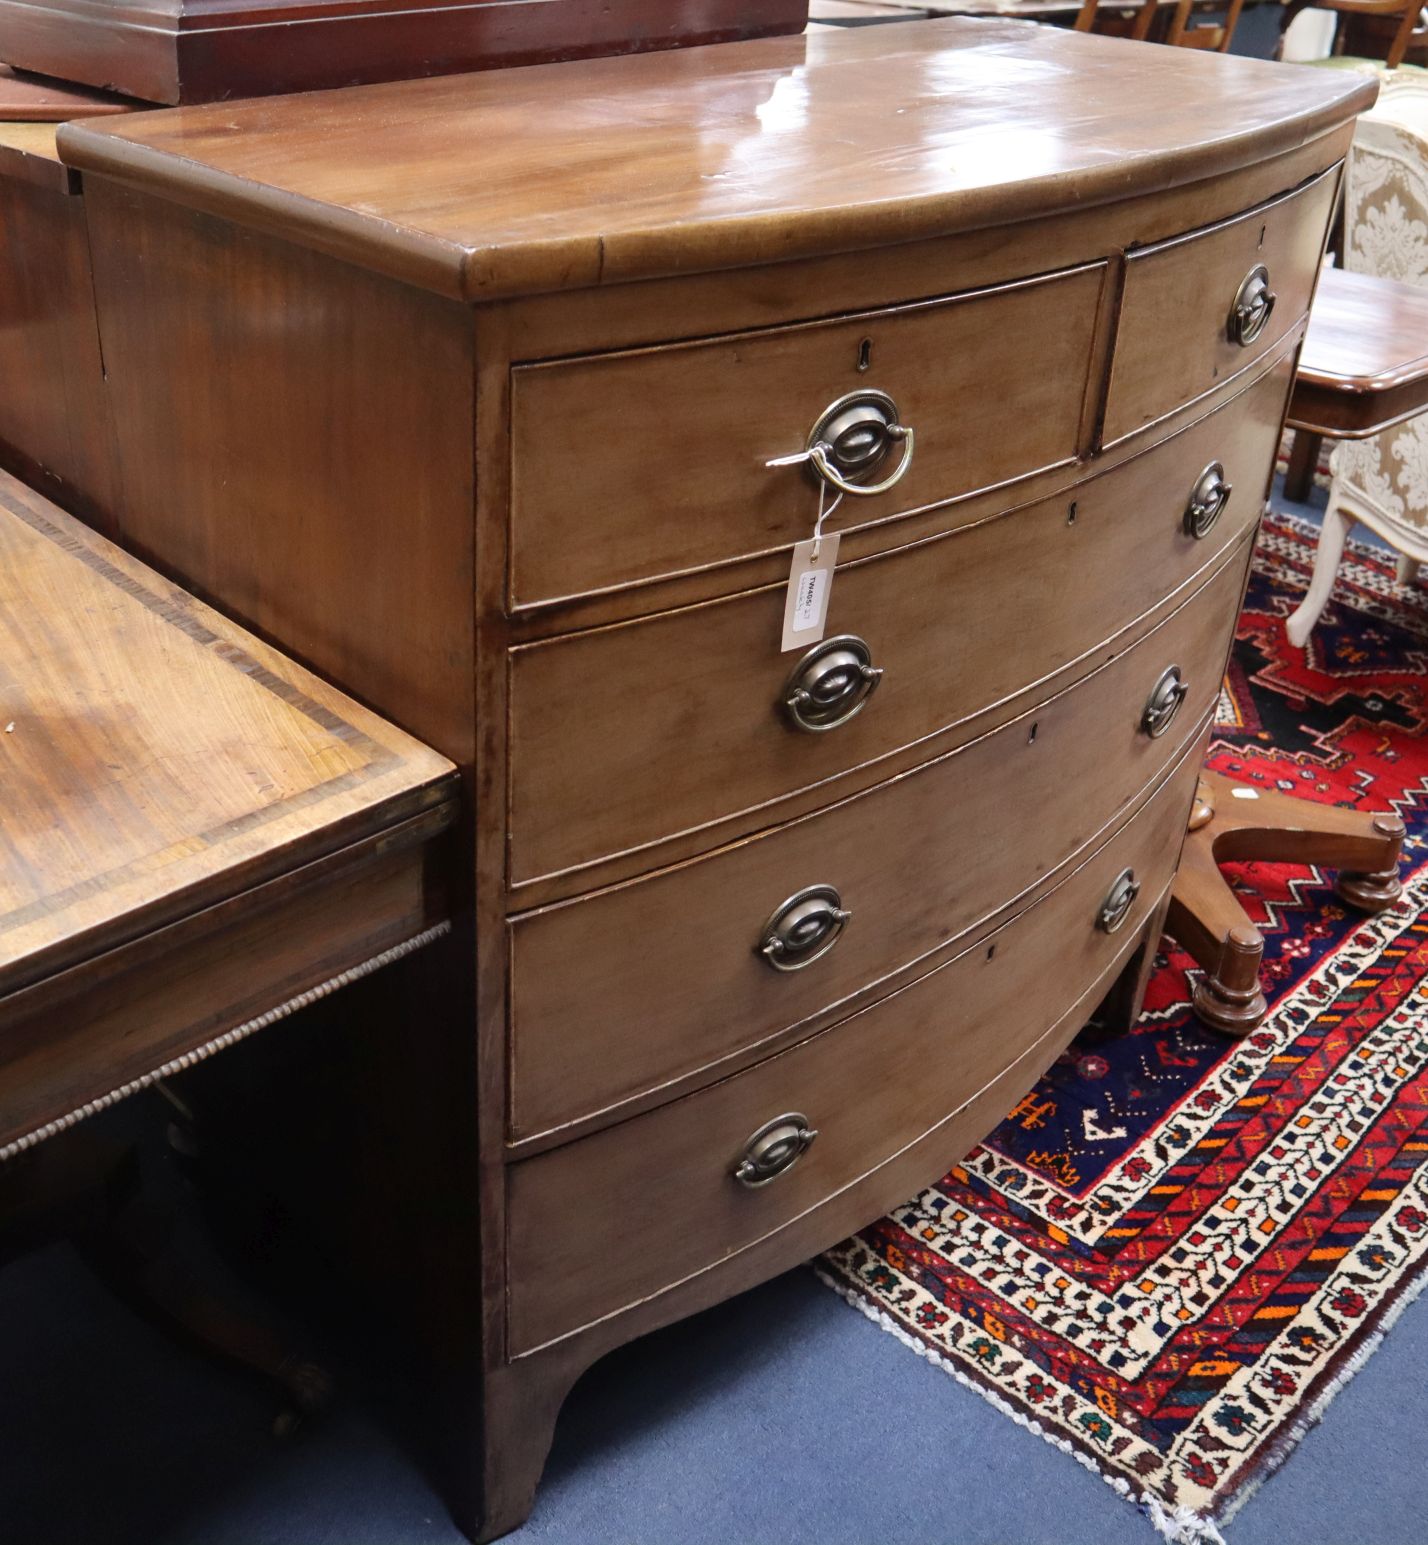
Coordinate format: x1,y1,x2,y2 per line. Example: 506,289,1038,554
1291,267,1428,437
0,469,457,997
57,19,1376,302
1299,267,1428,398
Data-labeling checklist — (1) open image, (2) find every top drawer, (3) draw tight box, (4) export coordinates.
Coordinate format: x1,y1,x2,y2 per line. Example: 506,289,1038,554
1103,166,1338,445
509,264,1106,609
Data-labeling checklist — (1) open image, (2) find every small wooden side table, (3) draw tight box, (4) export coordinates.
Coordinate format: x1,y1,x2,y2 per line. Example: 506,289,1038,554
1287,267,1428,451
0,464,459,1424
0,465,459,1157
1168,267,1428,1035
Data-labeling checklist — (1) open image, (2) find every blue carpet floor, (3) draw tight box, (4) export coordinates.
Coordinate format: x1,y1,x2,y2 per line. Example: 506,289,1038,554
5,476,1428,1544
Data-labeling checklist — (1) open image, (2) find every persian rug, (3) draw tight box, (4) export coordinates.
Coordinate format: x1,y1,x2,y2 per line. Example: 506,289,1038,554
819,509,1428,1544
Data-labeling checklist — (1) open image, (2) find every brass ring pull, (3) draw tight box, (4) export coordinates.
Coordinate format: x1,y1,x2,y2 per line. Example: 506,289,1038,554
782,634,883,733
757,885,851,972
733,1113,819,1188
1141,664,1189,739
1098,868,1141,934
767,390,915,498
808,426,915,498
1229,264,1276,347
1184,461,1232,540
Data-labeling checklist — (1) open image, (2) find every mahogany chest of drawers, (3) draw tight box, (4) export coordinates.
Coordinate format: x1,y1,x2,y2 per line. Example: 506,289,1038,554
50,23,1373,1539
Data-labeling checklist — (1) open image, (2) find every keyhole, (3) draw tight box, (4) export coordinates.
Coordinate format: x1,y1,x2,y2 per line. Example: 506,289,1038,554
1028,722,1039,745
1258,224,1266,249
857,338,873,373
1067,502,1078,527
986,943,997,961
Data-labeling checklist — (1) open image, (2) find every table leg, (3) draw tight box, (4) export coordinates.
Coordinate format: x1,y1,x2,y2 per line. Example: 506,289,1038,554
1284,429,1324,504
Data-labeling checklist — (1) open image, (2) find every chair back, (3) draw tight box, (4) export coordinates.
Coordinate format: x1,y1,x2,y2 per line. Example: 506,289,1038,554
1345,76,1428,284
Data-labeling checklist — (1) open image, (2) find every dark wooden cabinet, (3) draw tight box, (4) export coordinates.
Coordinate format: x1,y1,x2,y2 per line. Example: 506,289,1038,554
0,0,809,105
38,22,1372,1541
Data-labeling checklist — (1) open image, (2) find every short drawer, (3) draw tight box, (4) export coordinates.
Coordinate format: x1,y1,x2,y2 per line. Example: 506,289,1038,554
508,263,1106,608
508,354,1290,888
509,544,1244,1143
1104,165,1338,444
506,740,1200,1355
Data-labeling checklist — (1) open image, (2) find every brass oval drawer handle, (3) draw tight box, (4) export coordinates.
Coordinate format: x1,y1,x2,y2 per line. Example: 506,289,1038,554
1184,461,1232,540
1229,263,1276,348
782,634,883,733
767,389,915,498
757,884,851,972
1141,664,1189,739
1098,868,1142,934
733,1112,819,1188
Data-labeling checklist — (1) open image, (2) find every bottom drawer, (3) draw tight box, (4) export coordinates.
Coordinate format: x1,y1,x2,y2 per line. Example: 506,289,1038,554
506,735,1203,1355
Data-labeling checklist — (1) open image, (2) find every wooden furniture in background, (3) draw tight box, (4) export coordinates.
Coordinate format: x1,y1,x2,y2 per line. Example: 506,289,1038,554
1287,267,1428,643
1279,0,1424,67
47,22,1372,1540
1288,267,1428,442
1073,0,1245,48
0,463,457,1440
1168,772,1404,1033
0,0,809,105
0,63,136,119
809,1,922,18
1288,79,1428,641
0,466,458,1158
0,125,126,532
809,0,1239,44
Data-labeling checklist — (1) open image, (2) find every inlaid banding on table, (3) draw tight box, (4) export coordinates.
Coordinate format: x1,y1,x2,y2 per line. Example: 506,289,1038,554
4,481,393,760
0,470,454,972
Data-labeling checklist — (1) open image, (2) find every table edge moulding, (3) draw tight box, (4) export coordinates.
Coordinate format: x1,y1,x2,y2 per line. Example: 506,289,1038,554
31,21,1375,1543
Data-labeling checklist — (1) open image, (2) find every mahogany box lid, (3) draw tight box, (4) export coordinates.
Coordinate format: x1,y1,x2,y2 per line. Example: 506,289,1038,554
58,20,1377,304
0,0,809,107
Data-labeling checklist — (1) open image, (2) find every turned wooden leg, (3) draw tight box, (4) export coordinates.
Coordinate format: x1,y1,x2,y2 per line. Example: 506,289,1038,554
1166,838,1268,1037
1398,554,1421,587
1335,811,1408,911
1284,428,1323,503
1286,491,1353,648
1190,923,1267,1037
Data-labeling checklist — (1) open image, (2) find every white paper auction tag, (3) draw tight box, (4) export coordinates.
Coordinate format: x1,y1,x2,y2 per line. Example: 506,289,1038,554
781,533,840,653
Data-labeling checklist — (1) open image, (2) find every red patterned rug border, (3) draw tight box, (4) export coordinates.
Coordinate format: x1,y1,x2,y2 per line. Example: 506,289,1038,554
815,1243,1428,1544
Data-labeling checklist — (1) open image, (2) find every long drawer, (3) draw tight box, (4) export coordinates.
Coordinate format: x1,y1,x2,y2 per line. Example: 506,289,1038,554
508,542,1245,1143
508,354,1289,889
508,263,1106,608
506,737,1202,1355
1104,166,1337,445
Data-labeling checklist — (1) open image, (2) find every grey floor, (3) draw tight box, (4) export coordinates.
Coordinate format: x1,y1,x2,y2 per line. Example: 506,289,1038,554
6,1222,1427,1545
6,478,1428,1544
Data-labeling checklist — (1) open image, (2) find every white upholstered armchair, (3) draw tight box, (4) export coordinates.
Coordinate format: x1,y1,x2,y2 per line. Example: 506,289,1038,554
1288,72,1428,646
